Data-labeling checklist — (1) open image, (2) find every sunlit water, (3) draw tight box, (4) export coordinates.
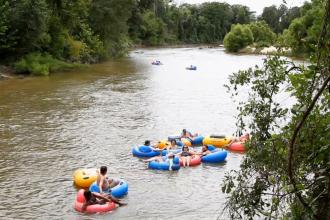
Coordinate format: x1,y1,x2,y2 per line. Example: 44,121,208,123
0,47,267,219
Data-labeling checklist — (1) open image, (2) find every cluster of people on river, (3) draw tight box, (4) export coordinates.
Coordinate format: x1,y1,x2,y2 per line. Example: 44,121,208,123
78,129,250,212
142,129,217,168
81,166,126,211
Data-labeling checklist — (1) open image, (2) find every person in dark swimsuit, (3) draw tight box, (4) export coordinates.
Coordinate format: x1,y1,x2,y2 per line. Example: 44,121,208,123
177,145,200,167
82,190,125,211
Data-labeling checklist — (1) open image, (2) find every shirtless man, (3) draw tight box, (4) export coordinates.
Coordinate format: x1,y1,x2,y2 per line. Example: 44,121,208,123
97,166,120,194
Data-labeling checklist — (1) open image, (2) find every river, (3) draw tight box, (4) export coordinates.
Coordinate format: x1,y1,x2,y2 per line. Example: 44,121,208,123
0,47,266,220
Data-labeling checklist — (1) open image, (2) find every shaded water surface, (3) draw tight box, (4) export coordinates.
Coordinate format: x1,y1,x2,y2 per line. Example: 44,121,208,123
0,48,266,219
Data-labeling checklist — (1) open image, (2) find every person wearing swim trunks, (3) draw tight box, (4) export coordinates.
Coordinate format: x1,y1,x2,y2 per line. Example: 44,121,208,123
97,166,119,194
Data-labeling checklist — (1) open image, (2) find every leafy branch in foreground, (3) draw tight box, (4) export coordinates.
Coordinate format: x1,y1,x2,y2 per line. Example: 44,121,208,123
222,1,330,219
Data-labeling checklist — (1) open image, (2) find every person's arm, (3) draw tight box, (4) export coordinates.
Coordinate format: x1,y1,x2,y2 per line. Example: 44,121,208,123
93,193,126,206
98,176,104,193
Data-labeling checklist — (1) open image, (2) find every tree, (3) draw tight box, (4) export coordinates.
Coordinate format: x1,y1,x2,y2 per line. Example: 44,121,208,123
224,24,253,52
231,4,255,24
89,0,134,57
248,21,276,47
222,0,330,218
280,0,324,56
0,0,15,53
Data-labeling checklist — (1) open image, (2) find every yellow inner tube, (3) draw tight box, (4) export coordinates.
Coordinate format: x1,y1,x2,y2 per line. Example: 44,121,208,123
73,168,98,188
203,136,232,148
181,138,192,147
156,140,170,149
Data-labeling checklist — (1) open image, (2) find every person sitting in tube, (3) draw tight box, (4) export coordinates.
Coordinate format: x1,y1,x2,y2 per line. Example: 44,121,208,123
97,166,120,194
180,129,198,142
143,140,178,170
176,145,200,167
201,144,212,156
82,190,125,211
226,133,250,147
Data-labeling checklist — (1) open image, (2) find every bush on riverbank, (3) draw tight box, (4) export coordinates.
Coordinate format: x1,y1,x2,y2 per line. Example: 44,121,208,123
224,24,254,52
14,53,81,76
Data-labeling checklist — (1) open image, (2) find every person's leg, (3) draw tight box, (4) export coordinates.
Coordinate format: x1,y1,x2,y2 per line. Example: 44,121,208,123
181,157,186,167
187,156,191,166
143,156,161,162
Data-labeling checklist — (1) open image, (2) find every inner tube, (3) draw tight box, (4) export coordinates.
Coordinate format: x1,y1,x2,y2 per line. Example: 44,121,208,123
186,66,197,70
74,189,116,213
73,168,97,188
156,140,170,149
181,138,192,147
148,157,180,171
179,155,201,166
168,135,181,142
202,150,227,163
132,145,160,157
89,179,128,198
227,142,245,152
191,136,204,146
203,136,231,148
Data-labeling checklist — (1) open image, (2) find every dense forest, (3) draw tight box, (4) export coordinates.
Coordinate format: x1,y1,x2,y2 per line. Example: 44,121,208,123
0,0,324,75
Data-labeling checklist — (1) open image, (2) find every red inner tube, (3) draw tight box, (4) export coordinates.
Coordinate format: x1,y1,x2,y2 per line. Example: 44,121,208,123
74,189,116,213
228,142,245,152
180,155,202,166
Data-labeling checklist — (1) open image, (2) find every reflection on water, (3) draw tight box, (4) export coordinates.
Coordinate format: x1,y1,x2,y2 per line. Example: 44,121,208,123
0,47,266,219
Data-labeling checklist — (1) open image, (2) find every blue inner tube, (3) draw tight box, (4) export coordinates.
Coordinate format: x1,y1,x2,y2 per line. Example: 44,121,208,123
148,157,180,171
202,150,227,163
206,145,217,151
89,179,128,198
191,136,204,145
132,145,160,157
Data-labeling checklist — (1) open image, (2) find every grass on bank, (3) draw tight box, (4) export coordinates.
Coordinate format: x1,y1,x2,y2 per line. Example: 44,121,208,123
14,53,83,76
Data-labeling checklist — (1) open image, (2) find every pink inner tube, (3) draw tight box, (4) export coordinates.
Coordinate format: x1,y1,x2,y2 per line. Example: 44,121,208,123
180,155,202,166
228,142,245,152
74,189,116,213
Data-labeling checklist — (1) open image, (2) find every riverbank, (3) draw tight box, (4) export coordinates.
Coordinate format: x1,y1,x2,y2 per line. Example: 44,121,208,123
238,46,307,60
0,65,16,80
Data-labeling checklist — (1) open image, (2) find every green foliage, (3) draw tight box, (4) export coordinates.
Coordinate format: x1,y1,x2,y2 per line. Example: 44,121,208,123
259,4,301,33
89,0,134,57
223,2,330,217
224,24,253,52
281,0,324,56
140,10,165,45
14,53,79,76
0,0,14,51
248,21,276,47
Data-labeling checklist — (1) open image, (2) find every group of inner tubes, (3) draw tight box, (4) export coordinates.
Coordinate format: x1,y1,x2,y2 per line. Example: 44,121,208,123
71,129,249,214
73,166,128,213
132,129,249,171
151,60,197,70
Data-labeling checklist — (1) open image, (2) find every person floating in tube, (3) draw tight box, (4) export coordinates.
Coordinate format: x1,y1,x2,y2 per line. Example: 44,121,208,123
180,129,198,142
82,190,126,212
97,166,120,194
143,140,178,170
